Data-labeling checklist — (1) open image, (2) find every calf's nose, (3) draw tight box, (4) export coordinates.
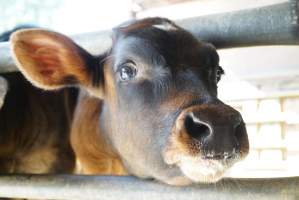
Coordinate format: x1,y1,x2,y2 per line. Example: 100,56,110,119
177,105,247,160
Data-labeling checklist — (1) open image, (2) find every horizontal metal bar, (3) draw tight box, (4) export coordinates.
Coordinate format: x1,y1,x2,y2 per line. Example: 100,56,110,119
0,175,298,200
0,76,8,108
1,0,299,73
177,0,299,48
0,42,17,73
0,30,112,73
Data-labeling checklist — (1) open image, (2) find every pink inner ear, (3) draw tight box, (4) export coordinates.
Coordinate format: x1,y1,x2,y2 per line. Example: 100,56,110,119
13,32,89,88
34,53,61,77
27,43,62,78
39,68,55,76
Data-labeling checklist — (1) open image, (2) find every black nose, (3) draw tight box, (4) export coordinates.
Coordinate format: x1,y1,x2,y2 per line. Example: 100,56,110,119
184,113,212,142
183,111,243,160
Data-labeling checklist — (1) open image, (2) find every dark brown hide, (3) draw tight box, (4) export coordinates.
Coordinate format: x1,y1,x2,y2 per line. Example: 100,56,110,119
0,72,76,174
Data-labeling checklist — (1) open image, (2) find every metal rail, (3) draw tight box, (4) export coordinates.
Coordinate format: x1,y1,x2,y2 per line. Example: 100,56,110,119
0,77,8,108
178,0,299,48
1,0,299,73
0,175,298,200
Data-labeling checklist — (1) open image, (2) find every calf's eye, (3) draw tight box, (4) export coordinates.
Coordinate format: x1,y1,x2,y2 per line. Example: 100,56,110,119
118,63,137,81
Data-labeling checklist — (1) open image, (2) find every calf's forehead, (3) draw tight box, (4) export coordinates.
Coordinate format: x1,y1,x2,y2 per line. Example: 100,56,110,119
111,28,207,68
112,37,164,68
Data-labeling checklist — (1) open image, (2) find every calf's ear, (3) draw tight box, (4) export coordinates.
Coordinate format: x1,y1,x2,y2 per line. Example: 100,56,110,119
10,29,103,93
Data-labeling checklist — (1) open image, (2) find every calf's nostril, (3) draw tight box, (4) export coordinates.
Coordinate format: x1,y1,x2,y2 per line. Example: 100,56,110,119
184,113,211,142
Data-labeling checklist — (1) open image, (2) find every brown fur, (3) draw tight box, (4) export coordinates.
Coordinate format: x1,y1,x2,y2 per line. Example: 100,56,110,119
70,92,126,175
0,72,123,178
0,72,76,174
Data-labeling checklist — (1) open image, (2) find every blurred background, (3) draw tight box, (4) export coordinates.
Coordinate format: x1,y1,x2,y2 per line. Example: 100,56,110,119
1,0,299,178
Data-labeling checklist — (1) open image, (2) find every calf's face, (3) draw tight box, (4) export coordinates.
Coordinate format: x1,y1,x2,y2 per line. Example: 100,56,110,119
11,18,249,185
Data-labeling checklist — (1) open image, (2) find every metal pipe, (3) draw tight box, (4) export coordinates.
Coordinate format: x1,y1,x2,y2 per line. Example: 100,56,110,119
0,175,298,200
1,0,299,73
177,0,299,48
0,30,112,73
0,42,18,72
0,76,8,108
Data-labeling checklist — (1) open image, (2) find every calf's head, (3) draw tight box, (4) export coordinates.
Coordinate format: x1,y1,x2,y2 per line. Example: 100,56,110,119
11,18,249,185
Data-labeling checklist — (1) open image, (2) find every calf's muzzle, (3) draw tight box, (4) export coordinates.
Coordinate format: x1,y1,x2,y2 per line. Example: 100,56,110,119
175,102,248,160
